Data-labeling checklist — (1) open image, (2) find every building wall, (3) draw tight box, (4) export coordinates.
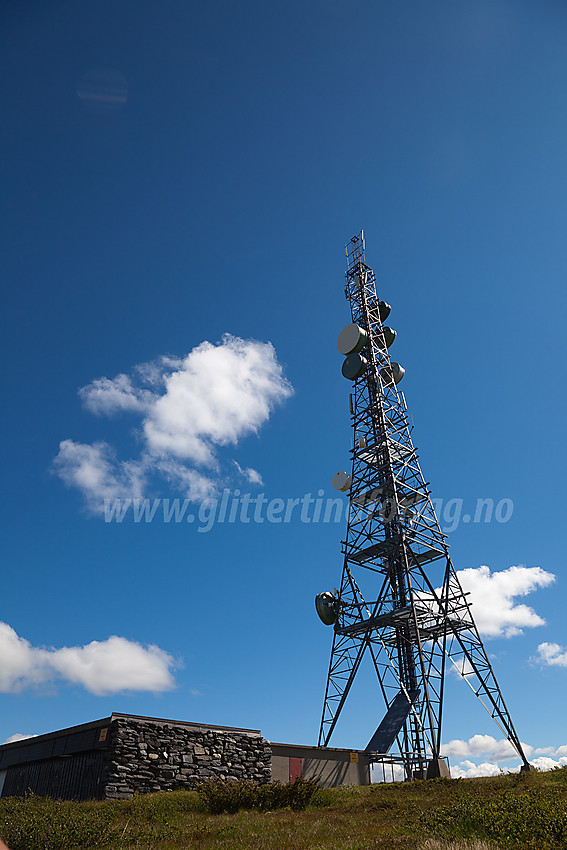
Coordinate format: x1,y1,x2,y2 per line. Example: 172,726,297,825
0,715,371,800
0,717,111,801
270,743,371,787
103,715,272,798
3,751,105,800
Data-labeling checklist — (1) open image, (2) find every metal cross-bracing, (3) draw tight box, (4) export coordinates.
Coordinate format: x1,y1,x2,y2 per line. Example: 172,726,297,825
316,232,531,780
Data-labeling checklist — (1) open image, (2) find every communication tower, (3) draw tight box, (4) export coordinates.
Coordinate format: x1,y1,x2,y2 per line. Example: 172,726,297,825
315,232,531,780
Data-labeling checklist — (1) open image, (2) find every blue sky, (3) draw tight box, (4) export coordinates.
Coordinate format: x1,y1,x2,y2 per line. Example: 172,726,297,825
1,0,566,776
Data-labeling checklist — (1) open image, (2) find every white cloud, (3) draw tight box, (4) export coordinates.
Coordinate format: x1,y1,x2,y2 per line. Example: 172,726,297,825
450,755,567,778
0,622,177,695
441,734,532,763
55,335,292,512
54,441,146,510
155,458,219,502
142,336,291,462
448,657,474,678
3,733,37,744
234,460,264,486
530,756,567,771
532,745,567,757
244,468,263,485
441,734,497,759
371,762,406,782
48,636,176,696
79,374,154,415
441,733,567,778
490,739,530,761
0,622,46,692
456,565,555,638
451,760,503,778
534,642,567,667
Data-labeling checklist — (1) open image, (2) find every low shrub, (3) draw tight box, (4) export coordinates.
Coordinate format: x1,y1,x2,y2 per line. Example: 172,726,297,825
196,776,320,814
309,787,338,808
421,788,567,849
196,779,257,814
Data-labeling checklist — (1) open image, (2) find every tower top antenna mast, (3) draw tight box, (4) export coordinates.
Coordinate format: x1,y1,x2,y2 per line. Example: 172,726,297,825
345,230,365,265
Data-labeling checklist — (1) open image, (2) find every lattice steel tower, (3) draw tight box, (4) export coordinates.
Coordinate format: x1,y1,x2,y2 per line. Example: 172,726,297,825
315,232,531,780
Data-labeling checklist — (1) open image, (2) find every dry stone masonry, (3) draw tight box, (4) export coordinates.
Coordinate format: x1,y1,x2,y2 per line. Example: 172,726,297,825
0,713,371,800
102,715,272,798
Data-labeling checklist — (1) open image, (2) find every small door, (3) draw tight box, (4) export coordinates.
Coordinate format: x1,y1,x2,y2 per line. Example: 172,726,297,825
289,757,302,782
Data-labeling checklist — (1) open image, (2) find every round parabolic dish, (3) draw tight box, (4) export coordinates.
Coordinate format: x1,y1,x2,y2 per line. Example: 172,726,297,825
342,352,367,380
378,300,391,322
337,323,368,355
315,592,339,626
332,470,352,492
379,362,405,385
382,326,397,348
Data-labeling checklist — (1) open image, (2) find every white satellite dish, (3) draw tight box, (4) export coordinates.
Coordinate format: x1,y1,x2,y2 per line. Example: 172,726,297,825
337,323,368,355
332,471,352,492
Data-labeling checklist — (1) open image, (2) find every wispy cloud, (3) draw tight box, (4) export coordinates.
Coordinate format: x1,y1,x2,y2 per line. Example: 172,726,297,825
0,622,177,696
234,460,263,486
456,565,555,638
54,441,146,511
54,334,293,512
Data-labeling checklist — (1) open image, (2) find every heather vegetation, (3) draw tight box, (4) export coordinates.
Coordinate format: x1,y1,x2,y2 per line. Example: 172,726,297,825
0,767,566,850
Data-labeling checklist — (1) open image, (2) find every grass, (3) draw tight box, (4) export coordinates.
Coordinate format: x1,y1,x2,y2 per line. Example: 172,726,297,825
0,767,566,849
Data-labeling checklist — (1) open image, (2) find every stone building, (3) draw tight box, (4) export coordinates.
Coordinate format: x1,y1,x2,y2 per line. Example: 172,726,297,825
0,713,370,800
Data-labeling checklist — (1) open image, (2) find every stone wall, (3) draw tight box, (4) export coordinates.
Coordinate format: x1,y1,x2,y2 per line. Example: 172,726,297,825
102,716,272,798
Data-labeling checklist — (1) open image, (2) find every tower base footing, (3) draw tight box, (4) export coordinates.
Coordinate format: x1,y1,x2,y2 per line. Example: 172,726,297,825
426,758,451,779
